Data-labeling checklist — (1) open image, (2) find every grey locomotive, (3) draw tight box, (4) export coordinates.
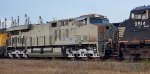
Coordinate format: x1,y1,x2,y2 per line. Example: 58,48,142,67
5,14,116,58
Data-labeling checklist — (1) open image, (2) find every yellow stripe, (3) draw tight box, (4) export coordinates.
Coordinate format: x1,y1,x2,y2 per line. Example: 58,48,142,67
118,41,128,43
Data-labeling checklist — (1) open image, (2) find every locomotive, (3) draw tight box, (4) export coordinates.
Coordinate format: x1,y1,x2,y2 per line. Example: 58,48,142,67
0,14,117,58
119,5,150,59
1,5,150,60
0,29,8,57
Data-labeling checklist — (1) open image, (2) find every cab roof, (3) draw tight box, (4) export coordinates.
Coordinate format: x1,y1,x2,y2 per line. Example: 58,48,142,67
132,5,150,11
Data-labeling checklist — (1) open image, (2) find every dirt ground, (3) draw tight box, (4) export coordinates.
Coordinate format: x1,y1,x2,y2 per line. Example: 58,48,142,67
0,59,150,74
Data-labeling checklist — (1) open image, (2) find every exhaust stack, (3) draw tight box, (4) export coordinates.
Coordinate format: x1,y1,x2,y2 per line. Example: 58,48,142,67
25,14,28,25
39,16,43,24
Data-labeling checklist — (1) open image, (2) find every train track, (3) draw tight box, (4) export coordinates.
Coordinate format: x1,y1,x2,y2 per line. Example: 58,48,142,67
0,57,124,63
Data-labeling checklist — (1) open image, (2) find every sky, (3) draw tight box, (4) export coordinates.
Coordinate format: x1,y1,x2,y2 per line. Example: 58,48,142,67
0,0,150,25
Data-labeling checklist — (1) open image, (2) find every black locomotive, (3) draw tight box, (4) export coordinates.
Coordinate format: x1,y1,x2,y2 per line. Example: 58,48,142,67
118,5,150,60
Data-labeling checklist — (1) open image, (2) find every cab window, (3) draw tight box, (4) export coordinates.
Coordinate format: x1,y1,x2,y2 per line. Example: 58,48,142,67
79,18,87,26
102,18,109,24
90,18,102,24
142,10,149,20
131,10,149,20
90,18,109,24
51,22,57,27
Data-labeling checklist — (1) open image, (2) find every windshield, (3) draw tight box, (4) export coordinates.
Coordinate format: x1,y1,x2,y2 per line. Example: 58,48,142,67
90,18,109,24
131,10,149,20
102,18,109,24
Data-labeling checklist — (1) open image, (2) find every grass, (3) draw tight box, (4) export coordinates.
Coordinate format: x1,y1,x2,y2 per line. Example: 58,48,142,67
0,59,150,74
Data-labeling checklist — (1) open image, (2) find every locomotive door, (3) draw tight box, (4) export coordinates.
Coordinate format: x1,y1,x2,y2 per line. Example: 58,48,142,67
98,26,105,53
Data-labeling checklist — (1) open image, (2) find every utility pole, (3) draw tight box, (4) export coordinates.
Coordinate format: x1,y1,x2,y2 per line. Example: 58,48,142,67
4,18,7,28
17,16,20,26
0,19,1,29
11,17,14,27
14,19,16,26
28,17,30,25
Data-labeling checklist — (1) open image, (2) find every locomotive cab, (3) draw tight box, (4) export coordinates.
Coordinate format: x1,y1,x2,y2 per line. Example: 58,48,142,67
85,14,117,58
74,14,112,58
